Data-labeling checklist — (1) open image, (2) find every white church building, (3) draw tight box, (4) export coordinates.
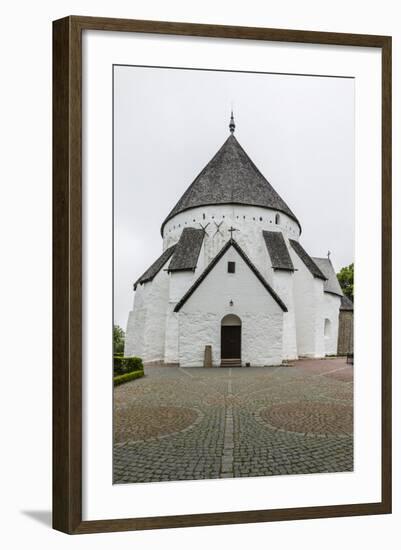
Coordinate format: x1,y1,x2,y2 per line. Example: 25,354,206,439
124,114,344,367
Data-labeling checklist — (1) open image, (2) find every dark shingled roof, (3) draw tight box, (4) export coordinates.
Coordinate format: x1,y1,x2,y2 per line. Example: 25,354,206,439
340,295,354,311
289,239,327,280
161,134,300,235
263,231,294,271
168,228,205,272
312,257,343,297
134,245,176,290
174,238,287,313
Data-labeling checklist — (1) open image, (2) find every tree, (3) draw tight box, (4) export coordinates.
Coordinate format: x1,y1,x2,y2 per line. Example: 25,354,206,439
113,324,125,355
337,263,354,301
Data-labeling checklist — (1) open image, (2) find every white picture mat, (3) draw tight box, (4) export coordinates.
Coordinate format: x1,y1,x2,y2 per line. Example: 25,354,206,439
82,30,382,521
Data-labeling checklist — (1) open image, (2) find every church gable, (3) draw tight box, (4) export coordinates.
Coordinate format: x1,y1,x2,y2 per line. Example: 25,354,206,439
312,257,343,297
174,239,287,313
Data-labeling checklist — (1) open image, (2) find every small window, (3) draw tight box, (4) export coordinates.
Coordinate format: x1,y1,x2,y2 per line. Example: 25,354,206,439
275,213,280,225
203,213,205,220
227,261,236,274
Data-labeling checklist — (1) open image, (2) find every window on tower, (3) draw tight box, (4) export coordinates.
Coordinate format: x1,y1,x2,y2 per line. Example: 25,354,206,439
275,213,280,225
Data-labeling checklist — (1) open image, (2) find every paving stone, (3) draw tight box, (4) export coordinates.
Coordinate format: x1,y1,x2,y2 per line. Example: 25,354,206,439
113,358,353,483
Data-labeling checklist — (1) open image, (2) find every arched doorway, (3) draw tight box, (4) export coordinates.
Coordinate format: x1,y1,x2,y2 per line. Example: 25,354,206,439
221,314,242,367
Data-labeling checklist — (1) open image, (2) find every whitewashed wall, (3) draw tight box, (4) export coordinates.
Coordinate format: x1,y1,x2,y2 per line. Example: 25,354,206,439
142,267,170,362
126,206,333,364
291,249,325,357
322,293,342,355
124,283,146,357
273,270,298,360
178,246,284,366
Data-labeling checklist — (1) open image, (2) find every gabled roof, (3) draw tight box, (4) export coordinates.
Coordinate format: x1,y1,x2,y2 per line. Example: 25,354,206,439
134,245,176,290
340,295,354,311
312,257,343,297
161,133,300,235
168,228,204,272
174,238,287,312
263,231,294,271
289,239,327,280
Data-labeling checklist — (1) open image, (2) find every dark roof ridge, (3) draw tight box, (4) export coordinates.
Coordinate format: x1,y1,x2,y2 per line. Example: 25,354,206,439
168,227,205,272
289,239,327,281
134,245,176,290
263,230,294,271
174,238,287,312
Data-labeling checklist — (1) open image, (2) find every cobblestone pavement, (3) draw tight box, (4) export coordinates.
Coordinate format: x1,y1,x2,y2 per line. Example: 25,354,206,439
113,358,353,483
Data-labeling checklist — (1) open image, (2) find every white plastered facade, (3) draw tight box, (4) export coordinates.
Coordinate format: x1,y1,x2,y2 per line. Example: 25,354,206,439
125,203,342,366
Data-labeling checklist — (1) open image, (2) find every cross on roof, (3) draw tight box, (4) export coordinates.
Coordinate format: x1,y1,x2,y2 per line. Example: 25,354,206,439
228,226,239,238
327,250,331,260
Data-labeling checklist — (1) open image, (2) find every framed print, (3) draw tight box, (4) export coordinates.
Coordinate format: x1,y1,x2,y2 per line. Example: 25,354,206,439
53,16,392,534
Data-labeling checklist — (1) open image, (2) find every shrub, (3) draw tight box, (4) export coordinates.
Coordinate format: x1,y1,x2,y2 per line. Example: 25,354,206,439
113,356,144,376
114,370,144,386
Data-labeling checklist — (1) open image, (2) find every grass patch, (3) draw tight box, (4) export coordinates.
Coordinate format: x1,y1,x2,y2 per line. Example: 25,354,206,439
114,370,144,386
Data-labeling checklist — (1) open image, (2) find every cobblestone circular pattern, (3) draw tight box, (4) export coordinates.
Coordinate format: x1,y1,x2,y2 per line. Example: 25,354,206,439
260,402,353,436
114,359,354,483
114,405,199,444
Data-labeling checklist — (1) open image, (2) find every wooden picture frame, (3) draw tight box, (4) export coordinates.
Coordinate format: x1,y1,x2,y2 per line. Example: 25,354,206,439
53,15,392,534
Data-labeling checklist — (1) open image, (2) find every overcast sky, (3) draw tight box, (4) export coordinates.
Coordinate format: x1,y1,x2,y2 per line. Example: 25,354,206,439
114,65,354,329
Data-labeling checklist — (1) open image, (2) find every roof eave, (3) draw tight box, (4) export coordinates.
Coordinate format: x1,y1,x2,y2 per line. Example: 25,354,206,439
161,203,302,237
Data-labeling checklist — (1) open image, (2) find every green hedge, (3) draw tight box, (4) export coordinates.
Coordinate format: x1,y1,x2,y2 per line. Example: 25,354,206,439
113,356,144,376
114,369,144,386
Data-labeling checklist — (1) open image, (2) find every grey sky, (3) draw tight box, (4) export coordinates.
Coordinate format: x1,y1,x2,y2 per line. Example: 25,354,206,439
114,65,354,329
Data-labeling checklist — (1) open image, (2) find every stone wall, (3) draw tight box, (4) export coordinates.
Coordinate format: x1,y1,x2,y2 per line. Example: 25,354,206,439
337,310,354,355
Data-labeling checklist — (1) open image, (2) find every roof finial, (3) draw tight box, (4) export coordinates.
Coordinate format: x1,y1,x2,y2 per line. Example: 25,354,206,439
229,110,235,134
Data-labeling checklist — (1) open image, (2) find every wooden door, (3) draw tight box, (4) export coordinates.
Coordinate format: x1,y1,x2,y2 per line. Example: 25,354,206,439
221,325,241,359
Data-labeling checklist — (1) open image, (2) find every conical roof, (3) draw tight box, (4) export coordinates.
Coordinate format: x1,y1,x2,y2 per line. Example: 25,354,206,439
161,130,300,235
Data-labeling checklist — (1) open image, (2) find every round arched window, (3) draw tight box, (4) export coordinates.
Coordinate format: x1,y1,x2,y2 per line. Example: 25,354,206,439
324,318,331,337
275,213,280,225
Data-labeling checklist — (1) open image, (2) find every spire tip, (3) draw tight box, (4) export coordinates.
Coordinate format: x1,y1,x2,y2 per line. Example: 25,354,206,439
229,110,235,134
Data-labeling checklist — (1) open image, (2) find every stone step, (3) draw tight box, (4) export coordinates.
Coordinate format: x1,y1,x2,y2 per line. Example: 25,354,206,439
220,358,242,368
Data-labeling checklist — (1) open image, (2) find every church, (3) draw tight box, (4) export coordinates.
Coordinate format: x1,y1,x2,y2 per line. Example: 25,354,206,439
124,113,346,367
